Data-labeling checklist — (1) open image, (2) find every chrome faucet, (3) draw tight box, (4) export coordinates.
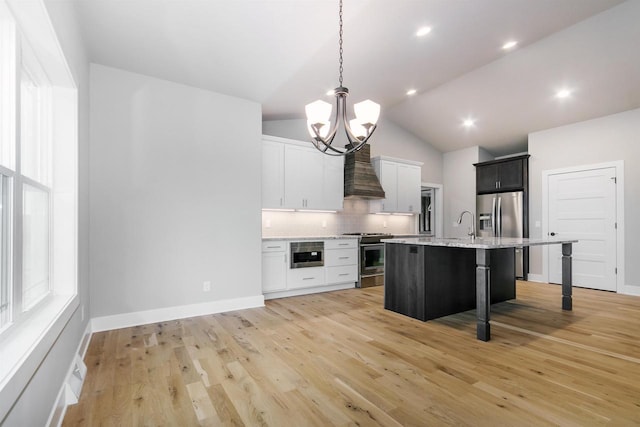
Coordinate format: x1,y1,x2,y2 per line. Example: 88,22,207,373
457,210,476,240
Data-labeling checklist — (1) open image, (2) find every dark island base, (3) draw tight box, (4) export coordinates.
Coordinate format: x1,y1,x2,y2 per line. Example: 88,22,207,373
384,244,515,321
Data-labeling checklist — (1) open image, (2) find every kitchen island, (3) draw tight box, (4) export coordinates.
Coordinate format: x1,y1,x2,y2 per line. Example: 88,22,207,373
383,236,577,341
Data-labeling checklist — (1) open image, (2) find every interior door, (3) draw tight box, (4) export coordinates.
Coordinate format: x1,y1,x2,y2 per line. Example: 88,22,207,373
548,167,617,291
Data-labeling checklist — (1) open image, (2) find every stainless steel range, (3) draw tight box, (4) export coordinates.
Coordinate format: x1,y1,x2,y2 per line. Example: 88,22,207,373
342,233,394,288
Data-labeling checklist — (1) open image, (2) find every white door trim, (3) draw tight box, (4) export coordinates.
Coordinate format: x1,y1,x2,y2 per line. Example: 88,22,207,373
422,182,443,238
541,161,624,293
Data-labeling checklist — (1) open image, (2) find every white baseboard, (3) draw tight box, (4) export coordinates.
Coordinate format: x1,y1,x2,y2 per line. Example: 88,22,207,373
525,274,545,283
91,294,265,333
621,284,640,296
264,283,355,300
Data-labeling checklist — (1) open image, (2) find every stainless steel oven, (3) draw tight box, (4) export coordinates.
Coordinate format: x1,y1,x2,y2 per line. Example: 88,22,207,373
343,233,393,287
290,241,324,268
361,243,385,276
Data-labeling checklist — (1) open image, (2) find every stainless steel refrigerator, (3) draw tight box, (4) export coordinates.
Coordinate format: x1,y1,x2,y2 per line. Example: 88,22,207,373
477,191,527,278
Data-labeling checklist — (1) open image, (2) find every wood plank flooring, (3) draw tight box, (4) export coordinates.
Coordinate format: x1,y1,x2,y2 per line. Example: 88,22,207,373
63,281,640,426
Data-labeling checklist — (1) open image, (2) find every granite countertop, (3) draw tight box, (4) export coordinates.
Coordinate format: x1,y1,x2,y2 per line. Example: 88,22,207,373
382,236,577,249
262,235,360,241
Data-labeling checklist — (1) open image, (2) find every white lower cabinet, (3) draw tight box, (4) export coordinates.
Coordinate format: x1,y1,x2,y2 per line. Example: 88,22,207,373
262,238,358,298
261,241,287,292
287,267,325,289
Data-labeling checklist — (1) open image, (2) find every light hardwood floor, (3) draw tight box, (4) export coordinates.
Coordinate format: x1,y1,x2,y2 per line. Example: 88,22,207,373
63,281,640,426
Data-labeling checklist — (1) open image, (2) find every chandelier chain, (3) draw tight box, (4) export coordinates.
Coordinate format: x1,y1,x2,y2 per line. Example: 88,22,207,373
338,0,343,87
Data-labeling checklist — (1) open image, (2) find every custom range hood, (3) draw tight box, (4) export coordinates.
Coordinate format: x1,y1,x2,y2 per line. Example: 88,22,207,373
344,144,385,199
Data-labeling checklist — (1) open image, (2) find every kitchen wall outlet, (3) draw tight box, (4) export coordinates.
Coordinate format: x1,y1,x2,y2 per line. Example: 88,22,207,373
321,220,327,228
203,281,211,292
265,219,272,228
383,220,387,228
81,305,85,322
535,220,541,228
453,221,459,227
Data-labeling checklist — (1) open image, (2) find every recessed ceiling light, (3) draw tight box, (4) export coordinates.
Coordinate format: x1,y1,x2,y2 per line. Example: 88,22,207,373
416,26,432,37
556,89,572,99
502,40,518,50
406,89,417,96
463,119,476,128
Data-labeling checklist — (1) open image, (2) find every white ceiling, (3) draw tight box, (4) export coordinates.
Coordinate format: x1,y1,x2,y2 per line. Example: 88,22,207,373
70,0,640,156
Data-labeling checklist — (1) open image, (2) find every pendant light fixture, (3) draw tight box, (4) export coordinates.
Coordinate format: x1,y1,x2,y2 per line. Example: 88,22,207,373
305,0,380,156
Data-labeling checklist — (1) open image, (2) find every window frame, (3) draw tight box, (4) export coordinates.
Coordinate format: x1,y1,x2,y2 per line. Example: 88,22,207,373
0,0,79,421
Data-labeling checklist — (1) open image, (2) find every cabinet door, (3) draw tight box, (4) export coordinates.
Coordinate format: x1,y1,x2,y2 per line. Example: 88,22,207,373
323,155,344,211
262,251,287,293
378,161,398,212
397,164,421,213
476,164,499,194
497,159,523,191
262,140,285,208
284,145,323,209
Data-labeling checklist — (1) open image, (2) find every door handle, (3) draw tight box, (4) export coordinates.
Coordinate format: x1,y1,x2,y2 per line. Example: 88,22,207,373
550,232,556,236
491,197,497,237
497,196,502,236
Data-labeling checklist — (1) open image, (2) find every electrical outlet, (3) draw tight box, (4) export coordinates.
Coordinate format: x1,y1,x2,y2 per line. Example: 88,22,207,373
321,220,327,228
266,219,271,228
383,221,387,228
453,221,459,227
535,220,541,228
81,305,85,322
203,281,211,292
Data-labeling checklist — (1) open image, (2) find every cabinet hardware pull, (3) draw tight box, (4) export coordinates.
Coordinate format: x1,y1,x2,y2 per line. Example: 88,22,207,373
339,273,349,276
339,256,349,259
303,277,314,280
339,243,349,246
266,246,281,249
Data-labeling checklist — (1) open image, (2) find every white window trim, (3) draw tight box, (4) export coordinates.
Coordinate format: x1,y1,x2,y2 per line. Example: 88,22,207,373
0,0,78,422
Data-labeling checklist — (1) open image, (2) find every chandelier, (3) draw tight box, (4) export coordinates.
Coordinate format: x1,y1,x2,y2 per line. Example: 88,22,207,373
305,0,380,156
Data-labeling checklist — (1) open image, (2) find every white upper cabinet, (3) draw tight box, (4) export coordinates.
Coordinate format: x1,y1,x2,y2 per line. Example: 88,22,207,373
262,139,285,209
323,155,344,211
370,157,422,214
284,144,324,209
262,135,344,211
397,163,422,213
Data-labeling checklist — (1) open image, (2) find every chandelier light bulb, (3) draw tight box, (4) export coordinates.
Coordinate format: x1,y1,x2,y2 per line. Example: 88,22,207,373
349,119,367,139
305,100,332,124
354,99,381,126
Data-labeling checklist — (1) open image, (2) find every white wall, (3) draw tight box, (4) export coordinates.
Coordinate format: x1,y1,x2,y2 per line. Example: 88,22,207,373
528,108,640,292
262,118,443,183
2,1,90,426
442,146,487,238
90,65,263,319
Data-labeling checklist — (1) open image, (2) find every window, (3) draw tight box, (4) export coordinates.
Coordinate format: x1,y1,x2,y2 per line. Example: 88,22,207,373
0,0,76,351
0,13,53,327
0,0,78,419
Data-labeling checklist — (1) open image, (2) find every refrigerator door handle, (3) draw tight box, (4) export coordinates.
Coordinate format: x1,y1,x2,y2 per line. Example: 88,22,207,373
497,196,502,237
491,197,497,237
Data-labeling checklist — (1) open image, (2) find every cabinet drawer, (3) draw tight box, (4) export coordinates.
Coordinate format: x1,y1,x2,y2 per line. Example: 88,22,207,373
287,267,325,289
325,248,358,266
326,265,358,284
262,241,287,252
324,249,358,267
325,239,358,250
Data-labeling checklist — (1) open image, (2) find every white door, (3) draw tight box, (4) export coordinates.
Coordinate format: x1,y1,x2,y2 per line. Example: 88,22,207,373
548,167,617,291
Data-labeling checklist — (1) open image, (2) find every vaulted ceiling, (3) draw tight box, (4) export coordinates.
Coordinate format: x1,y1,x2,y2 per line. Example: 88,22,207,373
71,0,640,156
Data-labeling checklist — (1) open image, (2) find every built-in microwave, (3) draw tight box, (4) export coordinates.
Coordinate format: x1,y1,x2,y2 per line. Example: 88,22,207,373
290,241,324,268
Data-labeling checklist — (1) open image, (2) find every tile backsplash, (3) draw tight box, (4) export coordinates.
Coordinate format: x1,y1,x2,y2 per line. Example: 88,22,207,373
262,199,417,237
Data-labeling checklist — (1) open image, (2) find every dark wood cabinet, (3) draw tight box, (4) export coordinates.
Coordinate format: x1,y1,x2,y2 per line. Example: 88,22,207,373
475,155,529,194
384,244,515,321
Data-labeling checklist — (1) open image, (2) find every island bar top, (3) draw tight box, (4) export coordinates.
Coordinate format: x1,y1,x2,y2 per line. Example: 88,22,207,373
383,237,577,341
382,236,578,249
